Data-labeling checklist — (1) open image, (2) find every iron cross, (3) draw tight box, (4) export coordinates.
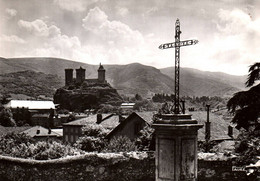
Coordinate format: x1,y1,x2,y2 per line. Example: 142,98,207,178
159,19,198,114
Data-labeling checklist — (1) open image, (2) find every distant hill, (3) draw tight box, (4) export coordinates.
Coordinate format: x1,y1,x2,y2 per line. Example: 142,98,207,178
160,67,246,97
0,57,246,98
0,70,63,100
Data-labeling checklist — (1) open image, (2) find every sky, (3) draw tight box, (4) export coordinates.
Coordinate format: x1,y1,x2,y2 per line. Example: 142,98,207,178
0,0,260,75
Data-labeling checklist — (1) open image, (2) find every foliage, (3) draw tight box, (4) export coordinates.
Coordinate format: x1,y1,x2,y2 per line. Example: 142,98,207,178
198,140,219,153
103,136,136,153
0,70,63,99
66,113,76,122
135,94,143,101
234,130,260,165
135,125,155,151
81,124,108,137
227,62,260,130
0,107,16,126
98,104,120,114
32,141,81,160
133,100,157,111
152,93,175,103
0,132,82,160
74,124,108,152
74,136,105,152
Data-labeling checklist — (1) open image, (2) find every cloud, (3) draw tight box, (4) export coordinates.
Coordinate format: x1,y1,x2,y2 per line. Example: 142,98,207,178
0,34,26,44
80,7,154,64
82,7,144,47
18,19,61,37
54,0,101,12
116,7,129,17
5,8,17,17
82,7,108,31
213,8,260,63
184,8,260,75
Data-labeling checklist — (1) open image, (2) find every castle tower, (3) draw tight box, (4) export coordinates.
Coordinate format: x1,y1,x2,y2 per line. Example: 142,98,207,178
76,67,86,84
65,69,73,86
98,63,106,83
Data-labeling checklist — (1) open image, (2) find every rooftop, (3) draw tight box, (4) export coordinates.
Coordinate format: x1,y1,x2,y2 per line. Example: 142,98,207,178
22,126,62,137
4,100,55,110
63,114,120,130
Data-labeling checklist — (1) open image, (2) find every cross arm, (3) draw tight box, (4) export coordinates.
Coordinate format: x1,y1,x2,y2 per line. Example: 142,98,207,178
159,39,199,49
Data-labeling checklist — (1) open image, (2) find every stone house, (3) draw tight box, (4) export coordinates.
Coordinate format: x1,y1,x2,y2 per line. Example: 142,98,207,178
63,114,121,143
106,112,154,141
22,126,62,141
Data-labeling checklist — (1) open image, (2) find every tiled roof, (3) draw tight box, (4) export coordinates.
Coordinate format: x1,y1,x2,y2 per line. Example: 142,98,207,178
0,126,31,136
189,111,238,141
100,115,120,130
22,126,62,137
4,100,55,109
63,114,120,130
135,112,155,124
63,115,97,126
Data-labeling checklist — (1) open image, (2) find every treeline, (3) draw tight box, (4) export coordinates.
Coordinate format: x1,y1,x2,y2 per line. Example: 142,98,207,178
152,94,175,102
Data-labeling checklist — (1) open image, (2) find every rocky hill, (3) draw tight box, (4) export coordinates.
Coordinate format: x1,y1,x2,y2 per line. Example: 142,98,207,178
54,82,123,111
0,57,246,98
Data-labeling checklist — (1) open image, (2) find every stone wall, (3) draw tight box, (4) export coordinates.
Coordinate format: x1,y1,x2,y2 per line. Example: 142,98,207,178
0,152,251,181
0,152,154,181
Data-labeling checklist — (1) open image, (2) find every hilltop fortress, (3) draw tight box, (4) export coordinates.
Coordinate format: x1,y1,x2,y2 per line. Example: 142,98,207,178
65,64,106,86
54,64,122,111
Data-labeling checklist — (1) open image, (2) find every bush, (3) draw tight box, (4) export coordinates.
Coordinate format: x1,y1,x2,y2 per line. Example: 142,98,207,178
74,124,108,152
74,136,105,152
0,107,16,126
33,141,81,160
234,131,260,165
0,133,82,160
135,125,155,151
103,136,136,153
198,140,218,153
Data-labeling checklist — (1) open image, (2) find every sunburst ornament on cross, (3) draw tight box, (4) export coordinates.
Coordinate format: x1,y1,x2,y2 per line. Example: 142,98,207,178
159,19,198,114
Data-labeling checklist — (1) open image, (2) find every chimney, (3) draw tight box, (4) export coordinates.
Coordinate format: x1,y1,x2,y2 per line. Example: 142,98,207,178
48,128,51,134
181,100,185,114
228,125,233,138
36,129,40,134
205,104,211,152
96,114,102,124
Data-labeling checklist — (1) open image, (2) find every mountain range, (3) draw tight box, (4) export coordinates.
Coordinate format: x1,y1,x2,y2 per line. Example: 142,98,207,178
0,57,246,99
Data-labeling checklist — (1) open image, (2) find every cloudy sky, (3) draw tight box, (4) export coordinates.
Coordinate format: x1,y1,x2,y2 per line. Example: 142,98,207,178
0,0,260,75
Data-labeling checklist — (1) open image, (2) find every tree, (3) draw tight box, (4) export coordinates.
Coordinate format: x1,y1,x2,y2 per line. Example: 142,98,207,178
135,125,155,151
0,107,16,126
74,124,108,152
103,136,136,152
227,62,260,130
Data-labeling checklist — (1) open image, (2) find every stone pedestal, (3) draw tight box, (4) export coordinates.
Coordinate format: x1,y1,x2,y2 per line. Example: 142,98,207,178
153,114,203,181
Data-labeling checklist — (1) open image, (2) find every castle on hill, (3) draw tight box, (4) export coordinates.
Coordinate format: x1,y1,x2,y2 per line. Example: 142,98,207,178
55,63,122,111
65,63,106,86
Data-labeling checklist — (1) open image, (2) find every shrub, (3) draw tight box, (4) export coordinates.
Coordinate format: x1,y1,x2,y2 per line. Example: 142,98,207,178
234,130,260,165
198,140,218,153
33,141,81,160
74,124,108,152
135,125,155,151
82,124,108,137
74,136,105,152
0,133,82,160
103,136,136,153
0,107,16,126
